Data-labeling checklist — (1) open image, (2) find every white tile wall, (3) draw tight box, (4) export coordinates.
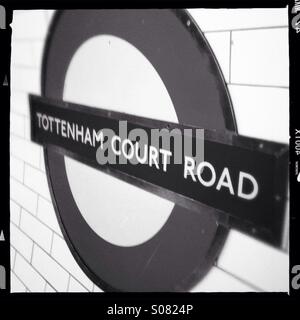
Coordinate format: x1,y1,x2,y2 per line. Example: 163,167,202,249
11,68,41,94
10,91,30,116
11,42,35,67
188,8,288,31
39,149,46,172
11,272,27,292
37,197,62,236
10,178,38,215
14,253,46,292
217,230,289,291
204,31,231,83
10,135,41,168
10,223,33,262
10,9,289,293
44,10,55,25
31,245,69,292
23,164,51,201
191,267,257,292
10,157,24,182
45,283,56,292
51,234,94,291
10,247,16,269
24,117,31,140
20,209,53,253
228,85,289,143
12,10,49,40
231,28,289,87
10,113,25,138
10,200,21,226
69,277,89,292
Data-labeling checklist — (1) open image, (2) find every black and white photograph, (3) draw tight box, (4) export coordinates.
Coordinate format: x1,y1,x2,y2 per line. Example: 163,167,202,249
1,0,299,315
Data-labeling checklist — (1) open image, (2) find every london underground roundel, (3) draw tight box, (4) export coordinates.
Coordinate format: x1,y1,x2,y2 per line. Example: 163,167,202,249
41,9,237,292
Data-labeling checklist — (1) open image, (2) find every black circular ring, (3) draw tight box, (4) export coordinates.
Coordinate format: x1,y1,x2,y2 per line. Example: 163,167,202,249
42,9,237,292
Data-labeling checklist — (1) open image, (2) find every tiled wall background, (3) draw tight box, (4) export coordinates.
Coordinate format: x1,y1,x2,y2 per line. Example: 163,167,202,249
10,9,289,292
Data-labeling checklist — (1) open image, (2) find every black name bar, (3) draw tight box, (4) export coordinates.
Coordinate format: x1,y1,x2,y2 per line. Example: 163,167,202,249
29,94,289,248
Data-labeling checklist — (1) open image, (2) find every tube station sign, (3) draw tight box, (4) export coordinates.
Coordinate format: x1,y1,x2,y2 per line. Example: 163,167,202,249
32,9,289,292
30,94,288,248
